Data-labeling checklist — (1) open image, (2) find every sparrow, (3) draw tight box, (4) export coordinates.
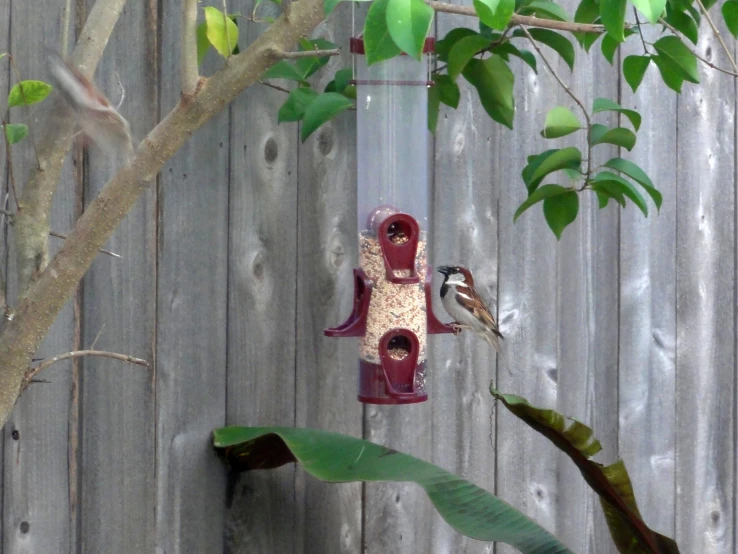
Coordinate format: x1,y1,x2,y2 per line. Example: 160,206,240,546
46,49,133,158
437,265,503,352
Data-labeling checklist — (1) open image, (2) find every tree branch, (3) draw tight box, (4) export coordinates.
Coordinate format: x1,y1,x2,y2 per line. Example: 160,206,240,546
182,0,200,96
271,48,342,58
428,1,618,33
693,0,738,75
0,0,327,427
23,349,149,389
13,0,129,297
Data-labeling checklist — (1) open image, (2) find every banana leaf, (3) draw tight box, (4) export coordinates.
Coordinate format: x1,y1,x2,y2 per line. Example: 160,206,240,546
213,426,574,554
490,386,679,554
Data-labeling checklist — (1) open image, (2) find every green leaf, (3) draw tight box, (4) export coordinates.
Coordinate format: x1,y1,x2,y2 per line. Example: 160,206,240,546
278,87,319,123
651,54,684,92
592,98,642,131
4,123,28,144
519,0,570,21
592,172,649,215
214,426,576,553
590,124,637,151
541,106,581,138
664,6,699,45
653,36,699,83
514,28,575,70
0,53,6,61
7,80,53,108
723,0,738,38
514,184,573,221
364,0,403,64
448,34,491,80
623,55,651,92
203,6,239,58
296,38,339,79
196,22,210,65
632,0,665,23
474,0,515,31
543,191,579,238
462,58,515,128
604,157,663,209
263,61,308,82
436,28,478,62
573,0,602,51
494,43,537,72
386,0,434,60
428,84,441,133
433,74,461,108
301,92,353,142
325,67,353,94
600,34,619,65
522,147,582,192
325,0,342,15
600,0,627,41
591,183,627,208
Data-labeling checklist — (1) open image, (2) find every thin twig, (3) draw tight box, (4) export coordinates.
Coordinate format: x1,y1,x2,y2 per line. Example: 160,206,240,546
0,208,121,258
89,323,106,350
519,24,593,176
182,0,200,95
61,0,73,55
659,18,738,77
7,56,41,168
694,0,738,74
428,1,624,33
1,121,21,210
271,48,342,59
259,80,291,93
23,349,150,387
633,9,649,55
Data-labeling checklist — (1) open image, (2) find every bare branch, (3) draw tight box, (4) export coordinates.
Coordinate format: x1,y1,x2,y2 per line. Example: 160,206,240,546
692,0,738,75
182,0,200,96
260,80,292,93
271,48,342,59
14,0,129,296
659,18,738,77
428,1,621,33
61,0,73,55
23,349,150,389
0,0,327,427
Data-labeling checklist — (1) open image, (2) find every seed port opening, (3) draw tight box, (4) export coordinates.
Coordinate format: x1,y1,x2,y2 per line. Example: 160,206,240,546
387,335,412,360
386,220,413,245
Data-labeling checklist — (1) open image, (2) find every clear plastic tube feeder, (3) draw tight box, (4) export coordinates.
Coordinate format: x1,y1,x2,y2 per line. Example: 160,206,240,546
324,37,454,405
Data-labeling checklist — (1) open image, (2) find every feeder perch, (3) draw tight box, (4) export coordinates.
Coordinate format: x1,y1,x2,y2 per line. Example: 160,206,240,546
324,37,456,405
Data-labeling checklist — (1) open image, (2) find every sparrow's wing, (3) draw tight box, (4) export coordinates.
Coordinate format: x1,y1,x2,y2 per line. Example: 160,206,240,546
455,288,504,339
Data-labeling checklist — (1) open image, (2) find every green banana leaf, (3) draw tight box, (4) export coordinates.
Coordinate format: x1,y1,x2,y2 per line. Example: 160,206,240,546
213,426,574,554
490,386,680,554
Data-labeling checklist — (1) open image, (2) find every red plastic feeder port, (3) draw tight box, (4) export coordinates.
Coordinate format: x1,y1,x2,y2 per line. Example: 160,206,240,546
378,213,420,284
324,269,373,337
424,265,457,335
358,329,427,404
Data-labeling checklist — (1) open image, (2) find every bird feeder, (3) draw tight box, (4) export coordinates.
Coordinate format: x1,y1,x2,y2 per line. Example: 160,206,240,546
324,37,455,405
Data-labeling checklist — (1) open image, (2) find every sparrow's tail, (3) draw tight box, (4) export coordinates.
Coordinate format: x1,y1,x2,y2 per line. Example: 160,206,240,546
483,329,503,353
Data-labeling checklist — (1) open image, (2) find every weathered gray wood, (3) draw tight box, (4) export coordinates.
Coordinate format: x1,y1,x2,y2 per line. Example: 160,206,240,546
493,33,562,554
3,2,78,551
675,27,735,553
618,27,677,539
294,18,363,554
555,38,620,554
78,0,157,551
429,9,498,554
223,1,299,551
155,5,229,551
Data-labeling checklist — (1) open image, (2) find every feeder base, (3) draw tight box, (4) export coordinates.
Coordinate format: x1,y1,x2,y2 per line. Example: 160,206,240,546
358,394,427,405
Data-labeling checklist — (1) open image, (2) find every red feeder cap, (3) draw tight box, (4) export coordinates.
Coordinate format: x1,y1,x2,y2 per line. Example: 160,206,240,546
350,37,435,55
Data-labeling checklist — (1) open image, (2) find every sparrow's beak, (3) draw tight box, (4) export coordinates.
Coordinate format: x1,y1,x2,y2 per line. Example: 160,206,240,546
437,266,452,276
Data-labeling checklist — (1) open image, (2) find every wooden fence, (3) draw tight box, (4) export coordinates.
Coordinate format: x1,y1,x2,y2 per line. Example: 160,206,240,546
0,0,735,552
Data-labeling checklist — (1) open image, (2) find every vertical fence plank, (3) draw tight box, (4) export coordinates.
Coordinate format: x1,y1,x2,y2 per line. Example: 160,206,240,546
618,27,677,539
155,3,229,551
555,45,620,554
223,1,298,551
675,27,736,554
429,9,498,554
3,3,77,551
493,34,562,554
295,18,363,554
79,0,158,551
